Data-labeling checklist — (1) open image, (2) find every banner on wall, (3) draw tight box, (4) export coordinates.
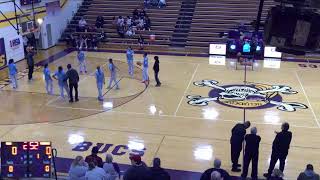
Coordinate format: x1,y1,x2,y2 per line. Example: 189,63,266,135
0,38,6,67
46,1,61,16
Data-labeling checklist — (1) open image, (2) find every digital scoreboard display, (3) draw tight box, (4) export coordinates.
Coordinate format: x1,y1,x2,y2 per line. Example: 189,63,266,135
20,0,41,6
1,142,52,178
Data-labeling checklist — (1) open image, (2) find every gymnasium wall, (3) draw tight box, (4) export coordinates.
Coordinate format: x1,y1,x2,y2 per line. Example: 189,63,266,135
0,0,83,63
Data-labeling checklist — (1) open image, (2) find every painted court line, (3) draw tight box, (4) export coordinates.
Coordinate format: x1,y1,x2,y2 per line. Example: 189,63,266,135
174,64,199,116
295,71,320,128
47,104,104,112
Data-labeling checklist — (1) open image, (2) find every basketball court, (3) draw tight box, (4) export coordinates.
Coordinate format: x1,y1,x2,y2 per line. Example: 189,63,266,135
1,47,320,179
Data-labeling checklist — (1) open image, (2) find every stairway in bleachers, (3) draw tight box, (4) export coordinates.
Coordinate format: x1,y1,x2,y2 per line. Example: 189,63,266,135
170,0,197,47
186,0,275,53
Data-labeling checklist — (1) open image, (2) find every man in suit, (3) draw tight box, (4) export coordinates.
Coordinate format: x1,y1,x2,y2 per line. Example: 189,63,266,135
64,64,80,103
241,127,261,180
230,121,251,172
264,122,292,178
26,46,35,81
153,56,161,87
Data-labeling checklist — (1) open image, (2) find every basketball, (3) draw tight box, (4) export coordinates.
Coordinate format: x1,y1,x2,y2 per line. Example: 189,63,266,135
136,61,142,66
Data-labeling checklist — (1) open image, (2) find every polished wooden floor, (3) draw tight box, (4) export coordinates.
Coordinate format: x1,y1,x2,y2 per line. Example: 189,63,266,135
1,47,320,179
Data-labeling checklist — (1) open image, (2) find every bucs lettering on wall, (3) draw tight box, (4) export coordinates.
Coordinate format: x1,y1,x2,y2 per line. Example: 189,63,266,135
0,38,6,67
72,142,146,157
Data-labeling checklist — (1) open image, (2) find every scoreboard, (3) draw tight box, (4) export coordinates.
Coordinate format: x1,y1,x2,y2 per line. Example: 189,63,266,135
1,142,52,178
20,0,41,6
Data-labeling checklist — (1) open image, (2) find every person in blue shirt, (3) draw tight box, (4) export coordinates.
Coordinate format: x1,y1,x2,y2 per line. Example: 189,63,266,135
107,58,119,90
126,47,134,77
142,53,149,85
52,66,69,99
95,66,105,101
43,63,53,95
8,59,18,89
77,50,87,74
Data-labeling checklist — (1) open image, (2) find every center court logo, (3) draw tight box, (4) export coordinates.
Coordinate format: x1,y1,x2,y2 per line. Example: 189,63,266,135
186,80,308,112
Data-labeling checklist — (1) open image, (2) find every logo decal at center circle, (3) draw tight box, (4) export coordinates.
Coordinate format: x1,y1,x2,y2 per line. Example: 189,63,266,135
186,80,308,112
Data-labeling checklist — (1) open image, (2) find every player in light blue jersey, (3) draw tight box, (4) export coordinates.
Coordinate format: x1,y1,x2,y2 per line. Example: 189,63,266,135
95,66,105,101
107,58,119,90
126,47,134,77
43,63,53,95
8,59,18,89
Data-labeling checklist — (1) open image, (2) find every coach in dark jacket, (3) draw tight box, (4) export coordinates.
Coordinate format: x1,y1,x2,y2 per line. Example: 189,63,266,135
153,56,161,87
241,127,261,180
230,121,251,172
200,158,230,180
65,64,80,103
26,47,35,81
264,122,292,178
150,158,170,180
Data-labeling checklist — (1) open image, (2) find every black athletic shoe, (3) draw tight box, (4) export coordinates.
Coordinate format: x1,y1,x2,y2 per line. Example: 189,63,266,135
75,99,79,102
263,173,270,178
69,99,74,103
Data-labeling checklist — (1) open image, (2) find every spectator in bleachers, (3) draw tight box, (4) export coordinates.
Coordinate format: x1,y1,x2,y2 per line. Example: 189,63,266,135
85,162,109,180
200,158,230,180
211,171,223,180
126,27,134,37
264,122,292,178
123,154,151,180
139,8,147,18
150,157,170,180
95,15,105,29
103,154,121,180
68,156,88,180
241,127,261,180
79,35,88,49
78,17,87,32
85,146,103,168
144,15,151,31
117,16,125,27
269,169,284,180
297,164,320,180
126,16,132,27
158,0,166,8
230,121,251,172
137,17,145,30
138,35,145,50
117,25,125,38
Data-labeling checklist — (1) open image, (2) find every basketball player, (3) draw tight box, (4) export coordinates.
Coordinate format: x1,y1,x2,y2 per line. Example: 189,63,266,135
95,66,105,101
107,58,119,90
126,47,134,77
43,63,53,95
52,66,69,99
77,50,87,74
142,53,149,85
8,59,18,89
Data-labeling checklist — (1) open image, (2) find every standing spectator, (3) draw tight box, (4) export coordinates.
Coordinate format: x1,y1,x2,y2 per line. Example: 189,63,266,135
126,47,134,77
150,157,170,180
53,66,69,99
138,35,145,50
69,156,88,180
230,121,251,172
43,63,53,95
64,64,80,103
95,66,105,101
85,146,103,168
85,162,108,180
123,154,151,180
95,15,105,29
200,158,230,180
241,127,261,180
103,154,120,180
211,171,223,180
153,56,161,87
142,53,149,85
269,169,284,180
79,35,88,49
8,59,18,89
264,122,292,178
26,46,35,81
297,164,320,180
77,50,87,74
107,58,120,90
78,17,87,32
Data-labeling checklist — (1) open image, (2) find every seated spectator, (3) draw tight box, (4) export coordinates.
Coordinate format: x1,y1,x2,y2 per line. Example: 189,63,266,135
211,171,223,180
133,8,139,19
297,164,320,180
124,154,151,180
139,8,147,18
159,0,166,8
117,25,125,38
126,16,132,27
150,157,170,180
69,156,88,180
269,169,284,180
138,35,145,50
78,17,87,32
137,17,145,30
200,158,230,180
85,162,108,180
95,15,104,29
144,16,151,31
103,154,120,180
90,34,98,50
126,27,135,37
85,146,103,168
117,16,124,27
